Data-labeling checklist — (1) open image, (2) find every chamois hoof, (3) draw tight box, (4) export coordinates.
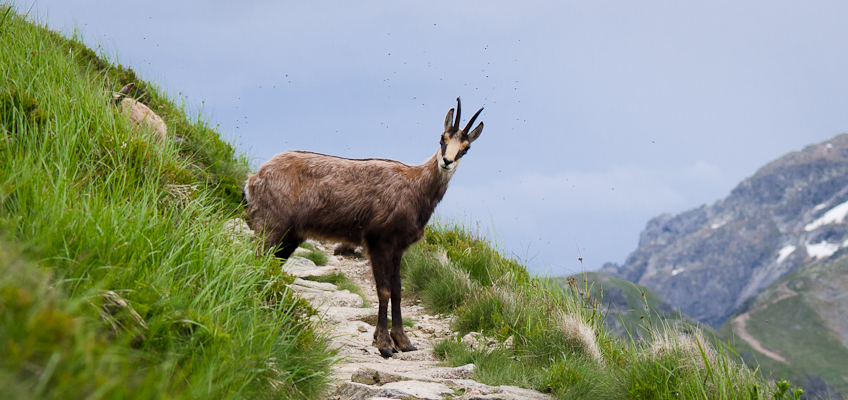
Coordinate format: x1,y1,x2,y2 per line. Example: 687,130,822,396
378,347,396,358
400,344,418,352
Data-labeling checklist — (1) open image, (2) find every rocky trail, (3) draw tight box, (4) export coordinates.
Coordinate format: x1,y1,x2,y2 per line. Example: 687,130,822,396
282,240,552,400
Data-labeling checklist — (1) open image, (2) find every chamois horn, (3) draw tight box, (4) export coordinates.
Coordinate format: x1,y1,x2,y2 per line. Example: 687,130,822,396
463,107,484,135
453,97,462,132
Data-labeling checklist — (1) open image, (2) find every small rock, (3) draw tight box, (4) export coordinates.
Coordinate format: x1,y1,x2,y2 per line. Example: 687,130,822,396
461,332,483,346
425,364,476,380
391,350,437,361
292,247,311,257
283,256,317,272
283,256,338,278
332,382,381,400
320,307,375,323
351,367,402,385
358,325,368,333
379,381,452,400
292,278,337,291
374,389,411,399
296,290,363,308
223,218,254,242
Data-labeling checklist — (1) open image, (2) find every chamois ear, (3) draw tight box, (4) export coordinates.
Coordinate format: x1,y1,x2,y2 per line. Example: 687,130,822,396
467,122,483,143
444,108,455,132
119,83,135,95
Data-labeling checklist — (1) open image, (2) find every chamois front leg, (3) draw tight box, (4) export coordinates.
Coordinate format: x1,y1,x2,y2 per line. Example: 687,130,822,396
369,245,396,358
390,251,416,352
255,218,302,260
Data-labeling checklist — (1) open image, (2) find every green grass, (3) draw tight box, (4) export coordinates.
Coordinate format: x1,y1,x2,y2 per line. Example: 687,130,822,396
552,272,696,339
0,6,332,399
304,271,370,307
402,222,804,399
298,242,329,266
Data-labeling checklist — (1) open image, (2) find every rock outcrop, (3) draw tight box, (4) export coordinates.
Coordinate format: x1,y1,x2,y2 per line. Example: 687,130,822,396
603,133,848,325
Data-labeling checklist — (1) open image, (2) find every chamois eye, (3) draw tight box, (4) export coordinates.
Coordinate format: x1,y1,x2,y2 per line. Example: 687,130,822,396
462,146,470,155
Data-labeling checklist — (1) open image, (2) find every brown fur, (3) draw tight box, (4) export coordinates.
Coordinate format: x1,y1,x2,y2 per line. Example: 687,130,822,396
244,98,483,357
111,82,168,141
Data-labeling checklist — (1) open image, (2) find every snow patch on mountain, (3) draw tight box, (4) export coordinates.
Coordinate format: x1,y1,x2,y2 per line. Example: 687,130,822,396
777,245,797,264
804,200,848,231
805,241,840,260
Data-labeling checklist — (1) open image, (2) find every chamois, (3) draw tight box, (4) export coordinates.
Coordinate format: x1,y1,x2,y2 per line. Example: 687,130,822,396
109,82,168,141
244,98,483,357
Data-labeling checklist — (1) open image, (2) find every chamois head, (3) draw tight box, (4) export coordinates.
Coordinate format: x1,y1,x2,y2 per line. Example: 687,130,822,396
439,97,483,172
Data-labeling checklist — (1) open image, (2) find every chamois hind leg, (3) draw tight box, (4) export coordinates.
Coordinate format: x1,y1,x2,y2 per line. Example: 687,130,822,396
367,242,396,358
389,251,416,352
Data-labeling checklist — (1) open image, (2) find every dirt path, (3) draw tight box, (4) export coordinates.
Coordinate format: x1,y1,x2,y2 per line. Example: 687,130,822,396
284,240,551,400
730,283,797,365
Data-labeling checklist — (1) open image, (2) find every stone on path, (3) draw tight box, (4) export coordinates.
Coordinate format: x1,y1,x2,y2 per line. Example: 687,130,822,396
292,277,337,291
283,256,338,278
332,381,451,400
289,284,363,308
378,381,453,400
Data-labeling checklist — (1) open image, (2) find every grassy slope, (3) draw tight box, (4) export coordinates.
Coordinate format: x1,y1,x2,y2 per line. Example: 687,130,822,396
0,7,332,399
402,222,805,400
718,256,848,398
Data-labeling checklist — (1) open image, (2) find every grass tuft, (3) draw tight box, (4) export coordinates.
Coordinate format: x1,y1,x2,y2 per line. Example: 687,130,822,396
299,242,329,266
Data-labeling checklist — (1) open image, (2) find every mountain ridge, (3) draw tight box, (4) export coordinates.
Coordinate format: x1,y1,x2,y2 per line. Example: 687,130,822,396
603,132,848,325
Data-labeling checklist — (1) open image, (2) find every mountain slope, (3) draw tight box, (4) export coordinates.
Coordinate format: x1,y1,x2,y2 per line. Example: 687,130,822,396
716,253,848,399
603,133,848,326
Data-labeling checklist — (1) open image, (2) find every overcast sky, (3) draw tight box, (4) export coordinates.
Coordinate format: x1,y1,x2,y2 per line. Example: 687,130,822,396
17,1,848,276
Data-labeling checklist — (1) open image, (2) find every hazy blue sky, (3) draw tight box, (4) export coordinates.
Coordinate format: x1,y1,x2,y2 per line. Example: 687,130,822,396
17,1,848,275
